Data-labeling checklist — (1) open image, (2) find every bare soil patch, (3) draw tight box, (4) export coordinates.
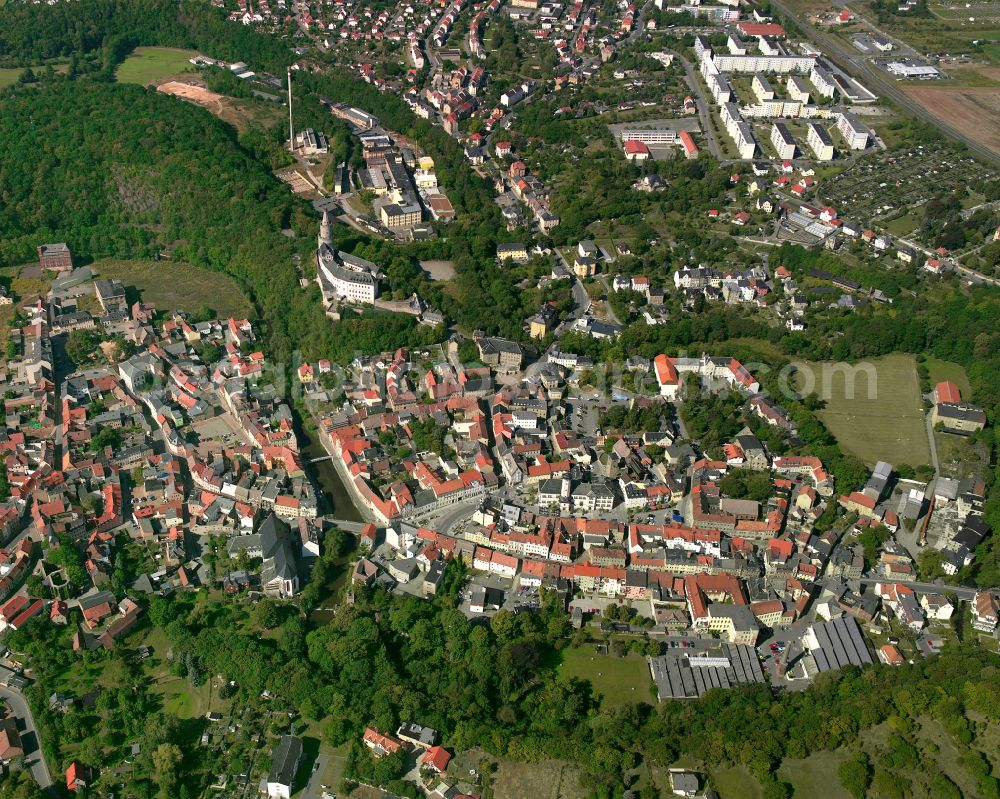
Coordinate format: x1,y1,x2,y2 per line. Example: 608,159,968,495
419,259,457,280
902,85,1000,155
157,79,224,106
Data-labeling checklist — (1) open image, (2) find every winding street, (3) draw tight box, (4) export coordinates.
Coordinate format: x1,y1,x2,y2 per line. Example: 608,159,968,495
0,686,53,791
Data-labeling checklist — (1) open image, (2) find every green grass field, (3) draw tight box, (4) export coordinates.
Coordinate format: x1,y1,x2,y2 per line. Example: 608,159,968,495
90,258,253,319
795,353,931,467
923,356,971,397
139,626,221,719
493,760,584,799
0,68,24,89
710,765,762,799
778,751,853,799
0,63,69,89
115,46,198,85
556,646,654,708
884,212,920,236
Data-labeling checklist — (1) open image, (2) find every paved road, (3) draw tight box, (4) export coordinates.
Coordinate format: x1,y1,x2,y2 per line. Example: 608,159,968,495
0,687,52,790
302,753,332,799
768,0,1000,165
572,277,592,319
423,496,488,534
858,577,978,601
673,51,723,160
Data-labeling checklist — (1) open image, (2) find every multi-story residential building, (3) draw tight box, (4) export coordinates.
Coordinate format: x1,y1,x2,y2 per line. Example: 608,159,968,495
727,34,747,55
475,336,523,370
707,72,732,104
711,53,815,73
837,112,870,150
703,605,760,645
771,122,797,159
732,120,757,159
380,202,422,229
810,64,837,98
752,74,774,101
806,122,834,160
972,592,998,633
787,75,811,103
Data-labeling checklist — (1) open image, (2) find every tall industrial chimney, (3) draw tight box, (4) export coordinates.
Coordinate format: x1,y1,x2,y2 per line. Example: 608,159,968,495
287,67,294,153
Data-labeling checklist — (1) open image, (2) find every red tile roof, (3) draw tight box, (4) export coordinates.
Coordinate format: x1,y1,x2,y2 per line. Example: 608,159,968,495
935,381,961,404
423,745,452,772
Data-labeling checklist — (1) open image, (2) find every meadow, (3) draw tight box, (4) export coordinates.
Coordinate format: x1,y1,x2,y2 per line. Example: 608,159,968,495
115,46,198,85
794,353,931,467
90,258,253,320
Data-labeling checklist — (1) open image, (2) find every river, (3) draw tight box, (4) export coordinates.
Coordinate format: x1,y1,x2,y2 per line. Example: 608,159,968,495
296,415,364,523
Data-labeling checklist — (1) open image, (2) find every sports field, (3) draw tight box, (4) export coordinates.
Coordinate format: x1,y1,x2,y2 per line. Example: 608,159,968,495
794,353,931,467
116,46,198,85
90,258,253,319
556,646,654,708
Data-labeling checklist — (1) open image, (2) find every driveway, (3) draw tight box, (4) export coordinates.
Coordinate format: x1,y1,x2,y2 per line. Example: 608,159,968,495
302,752,343,799
0,686,52,790
924,409,940,476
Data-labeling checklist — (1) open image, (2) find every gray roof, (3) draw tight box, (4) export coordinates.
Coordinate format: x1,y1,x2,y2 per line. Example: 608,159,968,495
268,735,302,789
807,615,873,672
397,721,437,746
649,644,765,699
229,514,298,590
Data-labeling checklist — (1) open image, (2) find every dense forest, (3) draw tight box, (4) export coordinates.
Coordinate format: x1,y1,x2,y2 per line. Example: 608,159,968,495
0,79,443,364
0,0,293,73
0,0,530,350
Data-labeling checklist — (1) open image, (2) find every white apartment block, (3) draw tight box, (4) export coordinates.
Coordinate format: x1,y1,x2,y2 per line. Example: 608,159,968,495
720,101,742,129
810,65,836,98
806,122,834,160
621,129,680,145
708,72,732,103
770,122,796,159
837,112,870,150
758,36,781,56
711,53,815,73
727,34,747,55
743,99,803,118
733,120,757,159
787,75,811,103
752,73,774,101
